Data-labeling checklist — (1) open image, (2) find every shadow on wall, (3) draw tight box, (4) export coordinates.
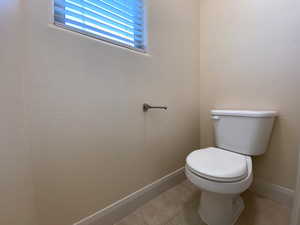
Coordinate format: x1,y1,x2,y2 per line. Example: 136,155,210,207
254,115,298,188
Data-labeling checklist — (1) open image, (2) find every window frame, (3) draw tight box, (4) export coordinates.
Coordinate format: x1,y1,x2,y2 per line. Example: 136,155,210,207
52,0,148,53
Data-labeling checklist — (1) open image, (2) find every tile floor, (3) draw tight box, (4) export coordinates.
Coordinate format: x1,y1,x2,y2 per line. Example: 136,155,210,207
114,180,290,225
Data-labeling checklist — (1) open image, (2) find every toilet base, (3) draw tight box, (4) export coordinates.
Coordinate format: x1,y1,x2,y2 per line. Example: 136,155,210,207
198,191,244,225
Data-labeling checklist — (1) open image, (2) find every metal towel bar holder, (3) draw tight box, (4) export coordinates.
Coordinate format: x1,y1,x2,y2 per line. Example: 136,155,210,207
143,103,168,112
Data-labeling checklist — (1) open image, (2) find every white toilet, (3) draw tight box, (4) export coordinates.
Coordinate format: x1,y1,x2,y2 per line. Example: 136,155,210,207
185,110,277,225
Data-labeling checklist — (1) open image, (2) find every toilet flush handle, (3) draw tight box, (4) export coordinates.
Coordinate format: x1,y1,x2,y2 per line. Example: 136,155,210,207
211,116,220,120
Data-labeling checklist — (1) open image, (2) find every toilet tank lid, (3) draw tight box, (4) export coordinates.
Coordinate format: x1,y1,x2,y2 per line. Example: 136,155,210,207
211,110,277,118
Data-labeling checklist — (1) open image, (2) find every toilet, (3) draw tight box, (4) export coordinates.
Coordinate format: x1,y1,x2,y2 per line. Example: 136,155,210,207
185,110,277,225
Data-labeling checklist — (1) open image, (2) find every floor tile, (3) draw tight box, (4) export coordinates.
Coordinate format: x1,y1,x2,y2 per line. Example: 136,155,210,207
114,180,290,225
236,191,290,225
114,211,148,225
181,180,199,193
138,200,170,225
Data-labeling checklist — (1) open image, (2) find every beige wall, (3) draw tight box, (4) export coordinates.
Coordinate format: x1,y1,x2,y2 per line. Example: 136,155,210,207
2,0,299,224
0,1,37,225
24,0,200,225
199,0,300,189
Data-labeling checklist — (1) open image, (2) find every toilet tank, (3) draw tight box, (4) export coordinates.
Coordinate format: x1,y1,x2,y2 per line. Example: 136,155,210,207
211,110,277,156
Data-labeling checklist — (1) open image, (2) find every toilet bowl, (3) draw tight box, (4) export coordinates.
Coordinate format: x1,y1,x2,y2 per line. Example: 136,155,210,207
185,110,277,225
185,147,253,225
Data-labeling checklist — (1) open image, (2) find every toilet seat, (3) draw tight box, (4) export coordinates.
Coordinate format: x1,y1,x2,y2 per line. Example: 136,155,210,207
185,157,253,195
186,147,249,182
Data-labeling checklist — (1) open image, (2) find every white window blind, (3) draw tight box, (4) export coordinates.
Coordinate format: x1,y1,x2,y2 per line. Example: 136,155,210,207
54,0,146,52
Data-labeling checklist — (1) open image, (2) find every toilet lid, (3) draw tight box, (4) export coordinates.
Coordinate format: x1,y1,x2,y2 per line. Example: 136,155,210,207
186,147,249,182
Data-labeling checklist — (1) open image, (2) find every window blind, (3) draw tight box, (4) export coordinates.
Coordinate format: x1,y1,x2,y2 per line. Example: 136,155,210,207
54,0,146,51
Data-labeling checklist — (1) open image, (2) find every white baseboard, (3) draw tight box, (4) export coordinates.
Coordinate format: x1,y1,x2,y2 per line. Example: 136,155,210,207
250,178,294,207
73,167,185,225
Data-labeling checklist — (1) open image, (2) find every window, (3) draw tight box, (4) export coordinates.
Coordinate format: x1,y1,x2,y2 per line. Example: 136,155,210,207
54,0,146,52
